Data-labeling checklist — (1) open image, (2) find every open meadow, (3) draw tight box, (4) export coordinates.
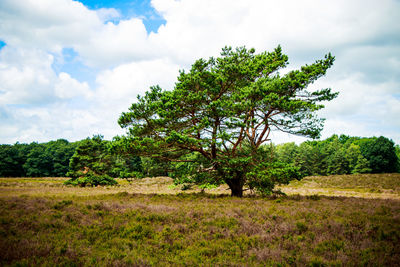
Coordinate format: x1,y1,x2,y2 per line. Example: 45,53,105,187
1,174,399,266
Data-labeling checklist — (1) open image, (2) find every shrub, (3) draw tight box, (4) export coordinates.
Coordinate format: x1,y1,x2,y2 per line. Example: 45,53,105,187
64,172,117,187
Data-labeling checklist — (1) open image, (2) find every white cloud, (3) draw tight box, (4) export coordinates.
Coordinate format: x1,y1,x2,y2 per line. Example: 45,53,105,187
55,72,92,99
0,0,100,52
96,8,120,22
0,0,400,144
2,0,399,67
0,105,104,143
0,47,56,105
0,47,92,105
91,58,180,138
150,0,400,64
316,72,400,141
333,44,400,84
96,58,179,102
76,18,152,67
0,0,154,67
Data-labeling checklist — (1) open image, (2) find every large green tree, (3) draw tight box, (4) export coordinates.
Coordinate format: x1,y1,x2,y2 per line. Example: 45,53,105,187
357,136,399,173
118,46,337,196
66,136,117,186
65,136,143,186
23,143,52,177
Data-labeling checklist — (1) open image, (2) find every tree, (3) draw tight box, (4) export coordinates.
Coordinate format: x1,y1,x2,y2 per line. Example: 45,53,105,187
22,140,77,177
324,135,349,175
65,136,117,186
140,157,170,177
0,144,26,177
23,143,52,177
118,46,337,197
45,139,77,177
345,143,371,174
275,142,298,165
109,154,143,179
295,142,321,176
357,136,399,173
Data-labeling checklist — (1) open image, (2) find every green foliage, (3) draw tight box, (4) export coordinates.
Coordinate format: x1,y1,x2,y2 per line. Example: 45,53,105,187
1,133,397,182
357,136,399,173
109,149,143,178
64,172,117,187
140,157,170,177
65,136,143,186
275,142,298,165
324,136,349,175
247,162,302,195
0,137,142,180
23,143,52,176
346,143,371,174
66,136,114,178
118,46,337,196
294,142,320,176
46,139,77,176
396,145,400,170
0,139,77,177
65,136,117,186
0,143,27,177
274,134,400,177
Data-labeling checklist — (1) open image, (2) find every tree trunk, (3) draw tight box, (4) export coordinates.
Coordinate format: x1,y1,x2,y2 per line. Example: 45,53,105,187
225,176,244,197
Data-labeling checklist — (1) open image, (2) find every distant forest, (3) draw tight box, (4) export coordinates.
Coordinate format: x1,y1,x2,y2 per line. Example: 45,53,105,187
0,135,399,178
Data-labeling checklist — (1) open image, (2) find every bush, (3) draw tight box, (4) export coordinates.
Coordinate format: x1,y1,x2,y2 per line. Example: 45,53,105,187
247,162,303,195
64,173,117,187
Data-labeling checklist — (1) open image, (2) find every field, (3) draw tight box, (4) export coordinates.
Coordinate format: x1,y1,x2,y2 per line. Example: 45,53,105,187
0,174,399,266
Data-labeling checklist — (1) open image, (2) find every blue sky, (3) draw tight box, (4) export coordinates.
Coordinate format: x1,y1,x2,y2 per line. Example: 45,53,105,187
0,0,399,145
79,0,166,33
52,48,96,85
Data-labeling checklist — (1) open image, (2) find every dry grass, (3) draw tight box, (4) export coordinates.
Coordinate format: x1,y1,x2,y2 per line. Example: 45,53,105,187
280,173,400,200
1,174,399,199
0,174,399,266
1,192,399,266
0,177,229,198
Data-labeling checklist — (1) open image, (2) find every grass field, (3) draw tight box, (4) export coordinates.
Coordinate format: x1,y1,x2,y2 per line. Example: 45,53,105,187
1,174,399,266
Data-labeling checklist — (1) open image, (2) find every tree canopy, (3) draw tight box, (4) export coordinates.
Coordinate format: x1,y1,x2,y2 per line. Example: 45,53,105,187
275,135,373,177
117,46,338,196
356,136,399,173
118,46,337,196
65,135,142,186
0,140,77,178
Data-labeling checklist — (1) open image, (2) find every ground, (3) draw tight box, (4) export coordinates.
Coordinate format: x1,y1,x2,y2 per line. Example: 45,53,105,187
0,174,399,266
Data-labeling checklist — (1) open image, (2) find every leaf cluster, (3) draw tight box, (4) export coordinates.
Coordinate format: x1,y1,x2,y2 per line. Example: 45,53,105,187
118,46,337,196
65,135,142,186
0,139,77,177
276,135,399,176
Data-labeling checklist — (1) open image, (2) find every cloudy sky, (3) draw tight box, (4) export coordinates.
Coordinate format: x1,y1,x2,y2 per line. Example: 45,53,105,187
0,0,399,145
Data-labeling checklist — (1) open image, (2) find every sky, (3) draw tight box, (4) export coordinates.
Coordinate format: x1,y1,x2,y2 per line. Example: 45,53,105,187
0,0,399,145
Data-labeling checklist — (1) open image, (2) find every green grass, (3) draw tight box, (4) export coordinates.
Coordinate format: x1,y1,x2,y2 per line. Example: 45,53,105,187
0,174,399,266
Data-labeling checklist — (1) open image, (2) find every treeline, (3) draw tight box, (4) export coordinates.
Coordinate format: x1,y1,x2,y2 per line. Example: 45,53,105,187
148,135,400,177
0,136,142,178
0,135,399,179
275,135,400,176
0,139,77,177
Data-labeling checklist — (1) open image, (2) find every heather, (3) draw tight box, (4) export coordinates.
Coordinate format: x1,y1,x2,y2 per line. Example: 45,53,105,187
0,174,399,266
